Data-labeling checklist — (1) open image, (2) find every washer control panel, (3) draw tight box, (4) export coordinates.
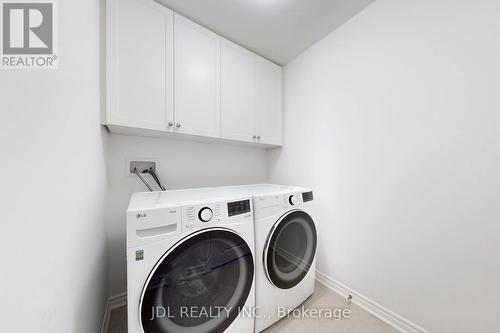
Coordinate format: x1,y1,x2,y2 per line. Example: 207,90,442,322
185,204,222,229
182,198,251,231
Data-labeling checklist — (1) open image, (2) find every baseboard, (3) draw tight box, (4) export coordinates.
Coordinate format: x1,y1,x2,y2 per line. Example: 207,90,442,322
100,292,127,333
316,271,430,333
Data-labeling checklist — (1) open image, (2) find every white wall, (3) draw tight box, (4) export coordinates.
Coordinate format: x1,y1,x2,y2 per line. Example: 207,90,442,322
106,135,268,296
0,0,108,332
269,0,500,332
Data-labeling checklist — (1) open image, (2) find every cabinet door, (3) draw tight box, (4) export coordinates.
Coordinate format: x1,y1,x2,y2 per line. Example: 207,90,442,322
174,14,221,137
107,0,174,130
221,40,256,142
255,56,283,145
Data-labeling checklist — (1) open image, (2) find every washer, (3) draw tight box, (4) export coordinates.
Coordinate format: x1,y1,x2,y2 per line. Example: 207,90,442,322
224,184,317,332
127,188,256,333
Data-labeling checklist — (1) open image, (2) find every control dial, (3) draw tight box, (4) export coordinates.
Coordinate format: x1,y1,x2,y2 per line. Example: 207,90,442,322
198,207,213,222
289,195,297,206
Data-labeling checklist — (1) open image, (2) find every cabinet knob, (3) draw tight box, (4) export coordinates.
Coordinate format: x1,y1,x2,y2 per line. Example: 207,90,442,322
168,122,173,127
176,123,181,128
257,136,261,140
253,135,257,139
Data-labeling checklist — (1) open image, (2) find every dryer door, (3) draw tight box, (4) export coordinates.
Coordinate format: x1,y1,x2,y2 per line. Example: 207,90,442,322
264,210,317,289
140,228,254,333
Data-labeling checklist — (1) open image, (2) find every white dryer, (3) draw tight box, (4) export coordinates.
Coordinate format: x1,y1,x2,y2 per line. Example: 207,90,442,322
127,188,256,333
224,184,317,332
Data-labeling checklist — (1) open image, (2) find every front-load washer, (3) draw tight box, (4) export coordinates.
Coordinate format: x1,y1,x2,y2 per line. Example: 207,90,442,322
127,188,256,333
224,184,317,332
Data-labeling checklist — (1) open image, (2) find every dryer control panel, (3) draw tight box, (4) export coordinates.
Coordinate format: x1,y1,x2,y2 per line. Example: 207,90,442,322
253,190,313,220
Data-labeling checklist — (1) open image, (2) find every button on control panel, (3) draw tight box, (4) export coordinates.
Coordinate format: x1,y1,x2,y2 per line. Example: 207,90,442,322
185,206,197,230
198,207,213,222
184,203,222,230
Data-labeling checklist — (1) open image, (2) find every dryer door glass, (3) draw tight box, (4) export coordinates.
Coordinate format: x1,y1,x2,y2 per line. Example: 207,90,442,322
265,210,317,289
140,229,254,333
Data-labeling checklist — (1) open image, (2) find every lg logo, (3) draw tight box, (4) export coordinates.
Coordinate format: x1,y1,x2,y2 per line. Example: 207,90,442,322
1,1,57,69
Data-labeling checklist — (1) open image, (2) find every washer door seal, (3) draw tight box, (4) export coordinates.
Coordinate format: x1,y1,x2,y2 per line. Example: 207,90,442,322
264,210,317,289
140,228,254,333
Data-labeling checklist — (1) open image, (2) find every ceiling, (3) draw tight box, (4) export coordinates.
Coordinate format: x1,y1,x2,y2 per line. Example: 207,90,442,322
155,0,375,65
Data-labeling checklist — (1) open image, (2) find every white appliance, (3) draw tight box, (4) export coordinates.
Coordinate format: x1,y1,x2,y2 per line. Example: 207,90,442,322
127,188,256,333
224,184,317,332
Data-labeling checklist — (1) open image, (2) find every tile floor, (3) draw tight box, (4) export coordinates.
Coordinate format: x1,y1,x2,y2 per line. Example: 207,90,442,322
107,282,398,333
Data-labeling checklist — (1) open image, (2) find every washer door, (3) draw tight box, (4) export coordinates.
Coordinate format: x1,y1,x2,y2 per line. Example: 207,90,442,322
265,210,317,289
140,228,254,333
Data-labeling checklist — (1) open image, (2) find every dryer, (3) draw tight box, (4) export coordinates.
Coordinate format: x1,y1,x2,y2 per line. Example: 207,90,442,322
127,188,256,333
224,184,317,332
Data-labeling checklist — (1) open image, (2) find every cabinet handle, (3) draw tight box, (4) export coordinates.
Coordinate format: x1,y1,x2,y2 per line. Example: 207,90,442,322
176,123,181,128
168,122,173,127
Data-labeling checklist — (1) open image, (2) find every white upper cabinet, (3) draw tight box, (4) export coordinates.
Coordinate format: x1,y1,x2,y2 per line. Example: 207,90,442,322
106,0,174,131
174,14,221,138
106,0,282,147
221,39,256,142
255,56,283,145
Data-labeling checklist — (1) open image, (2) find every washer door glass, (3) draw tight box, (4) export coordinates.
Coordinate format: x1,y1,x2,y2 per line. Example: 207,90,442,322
140,229,254,333
265,210,317,289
